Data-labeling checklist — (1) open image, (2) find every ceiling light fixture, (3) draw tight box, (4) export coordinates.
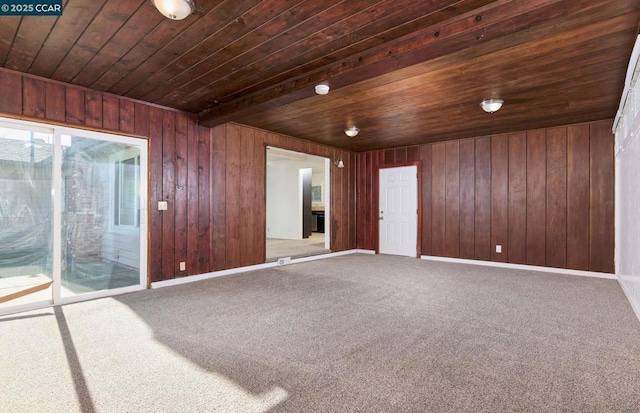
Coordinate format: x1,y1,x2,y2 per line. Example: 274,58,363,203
344,126,359,137
480,98,504,113
152,0,195,20
335,159,345,168
315,84,330,95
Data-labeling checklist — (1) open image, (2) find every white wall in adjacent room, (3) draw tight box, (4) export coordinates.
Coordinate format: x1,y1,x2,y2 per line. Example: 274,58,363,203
615,35,640,320
266,160,302,240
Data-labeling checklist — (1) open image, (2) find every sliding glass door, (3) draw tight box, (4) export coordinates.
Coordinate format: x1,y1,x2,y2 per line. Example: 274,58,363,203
0,125,54,309
0,118,147,314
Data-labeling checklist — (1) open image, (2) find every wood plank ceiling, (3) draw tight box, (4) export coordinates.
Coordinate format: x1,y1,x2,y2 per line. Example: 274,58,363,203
0,0,638,151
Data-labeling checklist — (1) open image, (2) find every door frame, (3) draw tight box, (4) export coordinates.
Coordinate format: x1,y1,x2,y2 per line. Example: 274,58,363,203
0,116,149,316
375,161,422,257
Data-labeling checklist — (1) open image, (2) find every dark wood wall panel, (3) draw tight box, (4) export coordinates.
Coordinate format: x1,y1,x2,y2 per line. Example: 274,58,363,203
474,137,492,261
545,127,568,268
526,130,546,266
459,140,475,259
566,124,590,270
508,133,527,264
420,145,433,256
161,111,176,280
431,143,446,256
355,121,615,273
148,107,164,282
589,120,615,273
211,125,227,271
174,113,189,275
0,69,356,281
491,135,509,262
444,142,460,258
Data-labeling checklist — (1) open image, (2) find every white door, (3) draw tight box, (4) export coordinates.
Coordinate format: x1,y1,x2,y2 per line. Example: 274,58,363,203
379,166,418,257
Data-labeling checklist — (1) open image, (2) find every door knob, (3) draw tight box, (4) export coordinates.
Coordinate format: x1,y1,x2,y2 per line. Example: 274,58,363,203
379,216,384,221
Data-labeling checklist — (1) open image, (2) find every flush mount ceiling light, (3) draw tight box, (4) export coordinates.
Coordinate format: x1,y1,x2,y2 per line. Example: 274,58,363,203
480,98,504,113
335,159,345,168
315,84,330,95
344,126,360,137
152,0,195,20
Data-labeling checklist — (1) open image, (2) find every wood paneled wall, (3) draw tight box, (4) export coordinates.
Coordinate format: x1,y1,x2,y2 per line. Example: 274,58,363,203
210,123,356,271
0,69,356,282
356,120,615,273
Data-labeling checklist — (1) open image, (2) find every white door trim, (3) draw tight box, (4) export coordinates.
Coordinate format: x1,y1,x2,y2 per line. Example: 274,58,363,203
374,162,422,257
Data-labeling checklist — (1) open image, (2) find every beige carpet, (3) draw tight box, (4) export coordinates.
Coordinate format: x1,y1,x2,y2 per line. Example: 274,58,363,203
2,254,640,412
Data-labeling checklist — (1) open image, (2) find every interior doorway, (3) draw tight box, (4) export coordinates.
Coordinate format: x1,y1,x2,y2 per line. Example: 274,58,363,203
266,147,330,261
379,165,419,257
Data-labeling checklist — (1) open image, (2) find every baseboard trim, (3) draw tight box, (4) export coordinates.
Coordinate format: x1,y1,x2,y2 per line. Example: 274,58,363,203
420,255,617,280
151,249,374,289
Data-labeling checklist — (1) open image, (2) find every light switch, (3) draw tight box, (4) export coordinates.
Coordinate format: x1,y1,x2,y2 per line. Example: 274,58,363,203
158,201,168,211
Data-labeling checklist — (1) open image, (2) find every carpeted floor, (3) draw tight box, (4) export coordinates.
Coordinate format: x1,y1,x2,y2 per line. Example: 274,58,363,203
2,254,640,412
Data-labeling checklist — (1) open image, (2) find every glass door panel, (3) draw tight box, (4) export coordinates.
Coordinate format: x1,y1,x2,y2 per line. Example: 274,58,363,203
60,136,142,297
0,126,53,310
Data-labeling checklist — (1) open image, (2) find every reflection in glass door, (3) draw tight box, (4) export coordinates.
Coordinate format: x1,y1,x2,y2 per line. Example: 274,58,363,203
0,126,53,310
0,119,147,315
60,136,143,297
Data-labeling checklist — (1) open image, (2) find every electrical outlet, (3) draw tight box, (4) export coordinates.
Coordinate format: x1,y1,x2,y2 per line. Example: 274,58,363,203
158,201,168,211
496,245,502,253
179,261,186,271
277,257,291,265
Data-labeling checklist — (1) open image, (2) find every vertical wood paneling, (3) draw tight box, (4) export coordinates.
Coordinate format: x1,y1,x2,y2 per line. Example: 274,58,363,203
372,150,383,251
119,99,135,134
394,147,407,163
508,133,527,264
349,151,357,250
197,126,211,273
225,124,242,268
186,120,199,275
254,131,267,264
589,120,615,273
526,130,546,266
491,135,508,262
545,127,567,268
406,146,420,162
420,145,432,256
174,113,189,275
333,149,343,250
239,128,256,267
65,87,84,125
102,95,119,131
431,143,446,256
0,71,22,114
148,107,164,282
475,137,491,260
384,149,394,164
567,124,590,270
356,153,367,248
444,141,460,258
161,111,176,279
23,77,45,118
211,125,227,271
459,139,475,259
45,82,65,122
84,91,102,128
210,125,227,271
